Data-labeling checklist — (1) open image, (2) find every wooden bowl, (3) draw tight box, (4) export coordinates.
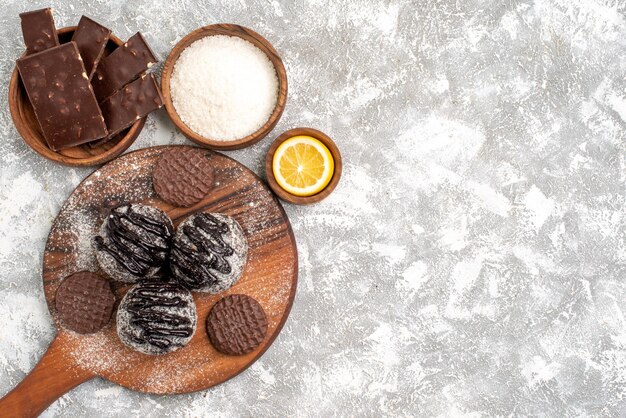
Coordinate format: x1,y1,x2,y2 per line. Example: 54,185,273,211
8,27,146,167
161,24,288,150
265,127,342,205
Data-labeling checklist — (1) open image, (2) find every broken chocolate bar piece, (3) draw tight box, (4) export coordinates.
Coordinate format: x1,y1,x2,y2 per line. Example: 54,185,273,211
87,130,125,149
100,73,163,137
91,32,157,101
20,8,59,55
17,42,108,151
72,16,111,79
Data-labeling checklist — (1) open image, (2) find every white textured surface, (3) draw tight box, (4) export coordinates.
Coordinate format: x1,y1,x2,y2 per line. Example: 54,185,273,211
0,0,625,416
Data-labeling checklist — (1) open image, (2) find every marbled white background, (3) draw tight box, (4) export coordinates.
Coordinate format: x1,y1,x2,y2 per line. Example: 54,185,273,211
1,0,625,416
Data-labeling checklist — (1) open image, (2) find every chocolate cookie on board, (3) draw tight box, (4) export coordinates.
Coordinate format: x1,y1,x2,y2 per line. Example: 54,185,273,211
55,271,115,334
117,280,197,355
170,213,248,293
206,294,267,356
94,203,174,283
152,147,215,207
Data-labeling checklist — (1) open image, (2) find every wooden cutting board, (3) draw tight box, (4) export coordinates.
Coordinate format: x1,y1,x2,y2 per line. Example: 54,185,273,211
0,146,298,417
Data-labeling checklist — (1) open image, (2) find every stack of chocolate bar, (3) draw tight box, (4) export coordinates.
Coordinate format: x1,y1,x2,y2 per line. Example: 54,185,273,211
16,9,164,151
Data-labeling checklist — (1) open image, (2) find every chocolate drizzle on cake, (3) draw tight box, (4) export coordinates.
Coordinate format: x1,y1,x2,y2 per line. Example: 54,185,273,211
95,204,173,276
171,213,234,289
124,281,194,350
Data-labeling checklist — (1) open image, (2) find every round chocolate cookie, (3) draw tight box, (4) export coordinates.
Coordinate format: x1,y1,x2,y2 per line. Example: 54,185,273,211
117,280,197,355
55,271,115,334
206,294,268,355
170,213,248,293
94,203,174,283
152,147,215,207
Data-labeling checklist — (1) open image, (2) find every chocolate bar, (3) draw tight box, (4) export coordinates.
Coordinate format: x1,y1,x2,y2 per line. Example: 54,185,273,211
91,32,157,101
87,131,124,149
17,42,108,151
71,16,111,79
100,73,163,137
20,8,59,55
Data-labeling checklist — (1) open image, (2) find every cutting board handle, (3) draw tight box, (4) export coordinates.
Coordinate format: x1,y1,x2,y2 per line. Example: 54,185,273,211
0,334,95,417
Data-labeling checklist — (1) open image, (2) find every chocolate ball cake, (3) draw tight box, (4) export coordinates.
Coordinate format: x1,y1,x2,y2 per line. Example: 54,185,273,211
94,203,174,283
117,280,197,355
55,271,115,334
170,213,248,293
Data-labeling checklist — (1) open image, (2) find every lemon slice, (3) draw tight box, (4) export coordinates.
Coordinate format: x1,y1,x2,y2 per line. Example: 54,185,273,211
272,135,334,197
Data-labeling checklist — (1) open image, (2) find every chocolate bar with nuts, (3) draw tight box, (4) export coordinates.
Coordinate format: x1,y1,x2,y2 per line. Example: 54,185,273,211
100,73,163,137
20,8,59,55
71,16,111,79
91,32,157,101
16,42,108,150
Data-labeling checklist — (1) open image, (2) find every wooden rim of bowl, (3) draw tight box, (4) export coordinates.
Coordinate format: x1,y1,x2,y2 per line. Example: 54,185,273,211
265,127,342,205
161,24,288,151
8,26,147,167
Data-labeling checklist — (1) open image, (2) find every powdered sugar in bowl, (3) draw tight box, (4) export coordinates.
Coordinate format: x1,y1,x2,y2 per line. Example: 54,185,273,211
161,24,288,150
